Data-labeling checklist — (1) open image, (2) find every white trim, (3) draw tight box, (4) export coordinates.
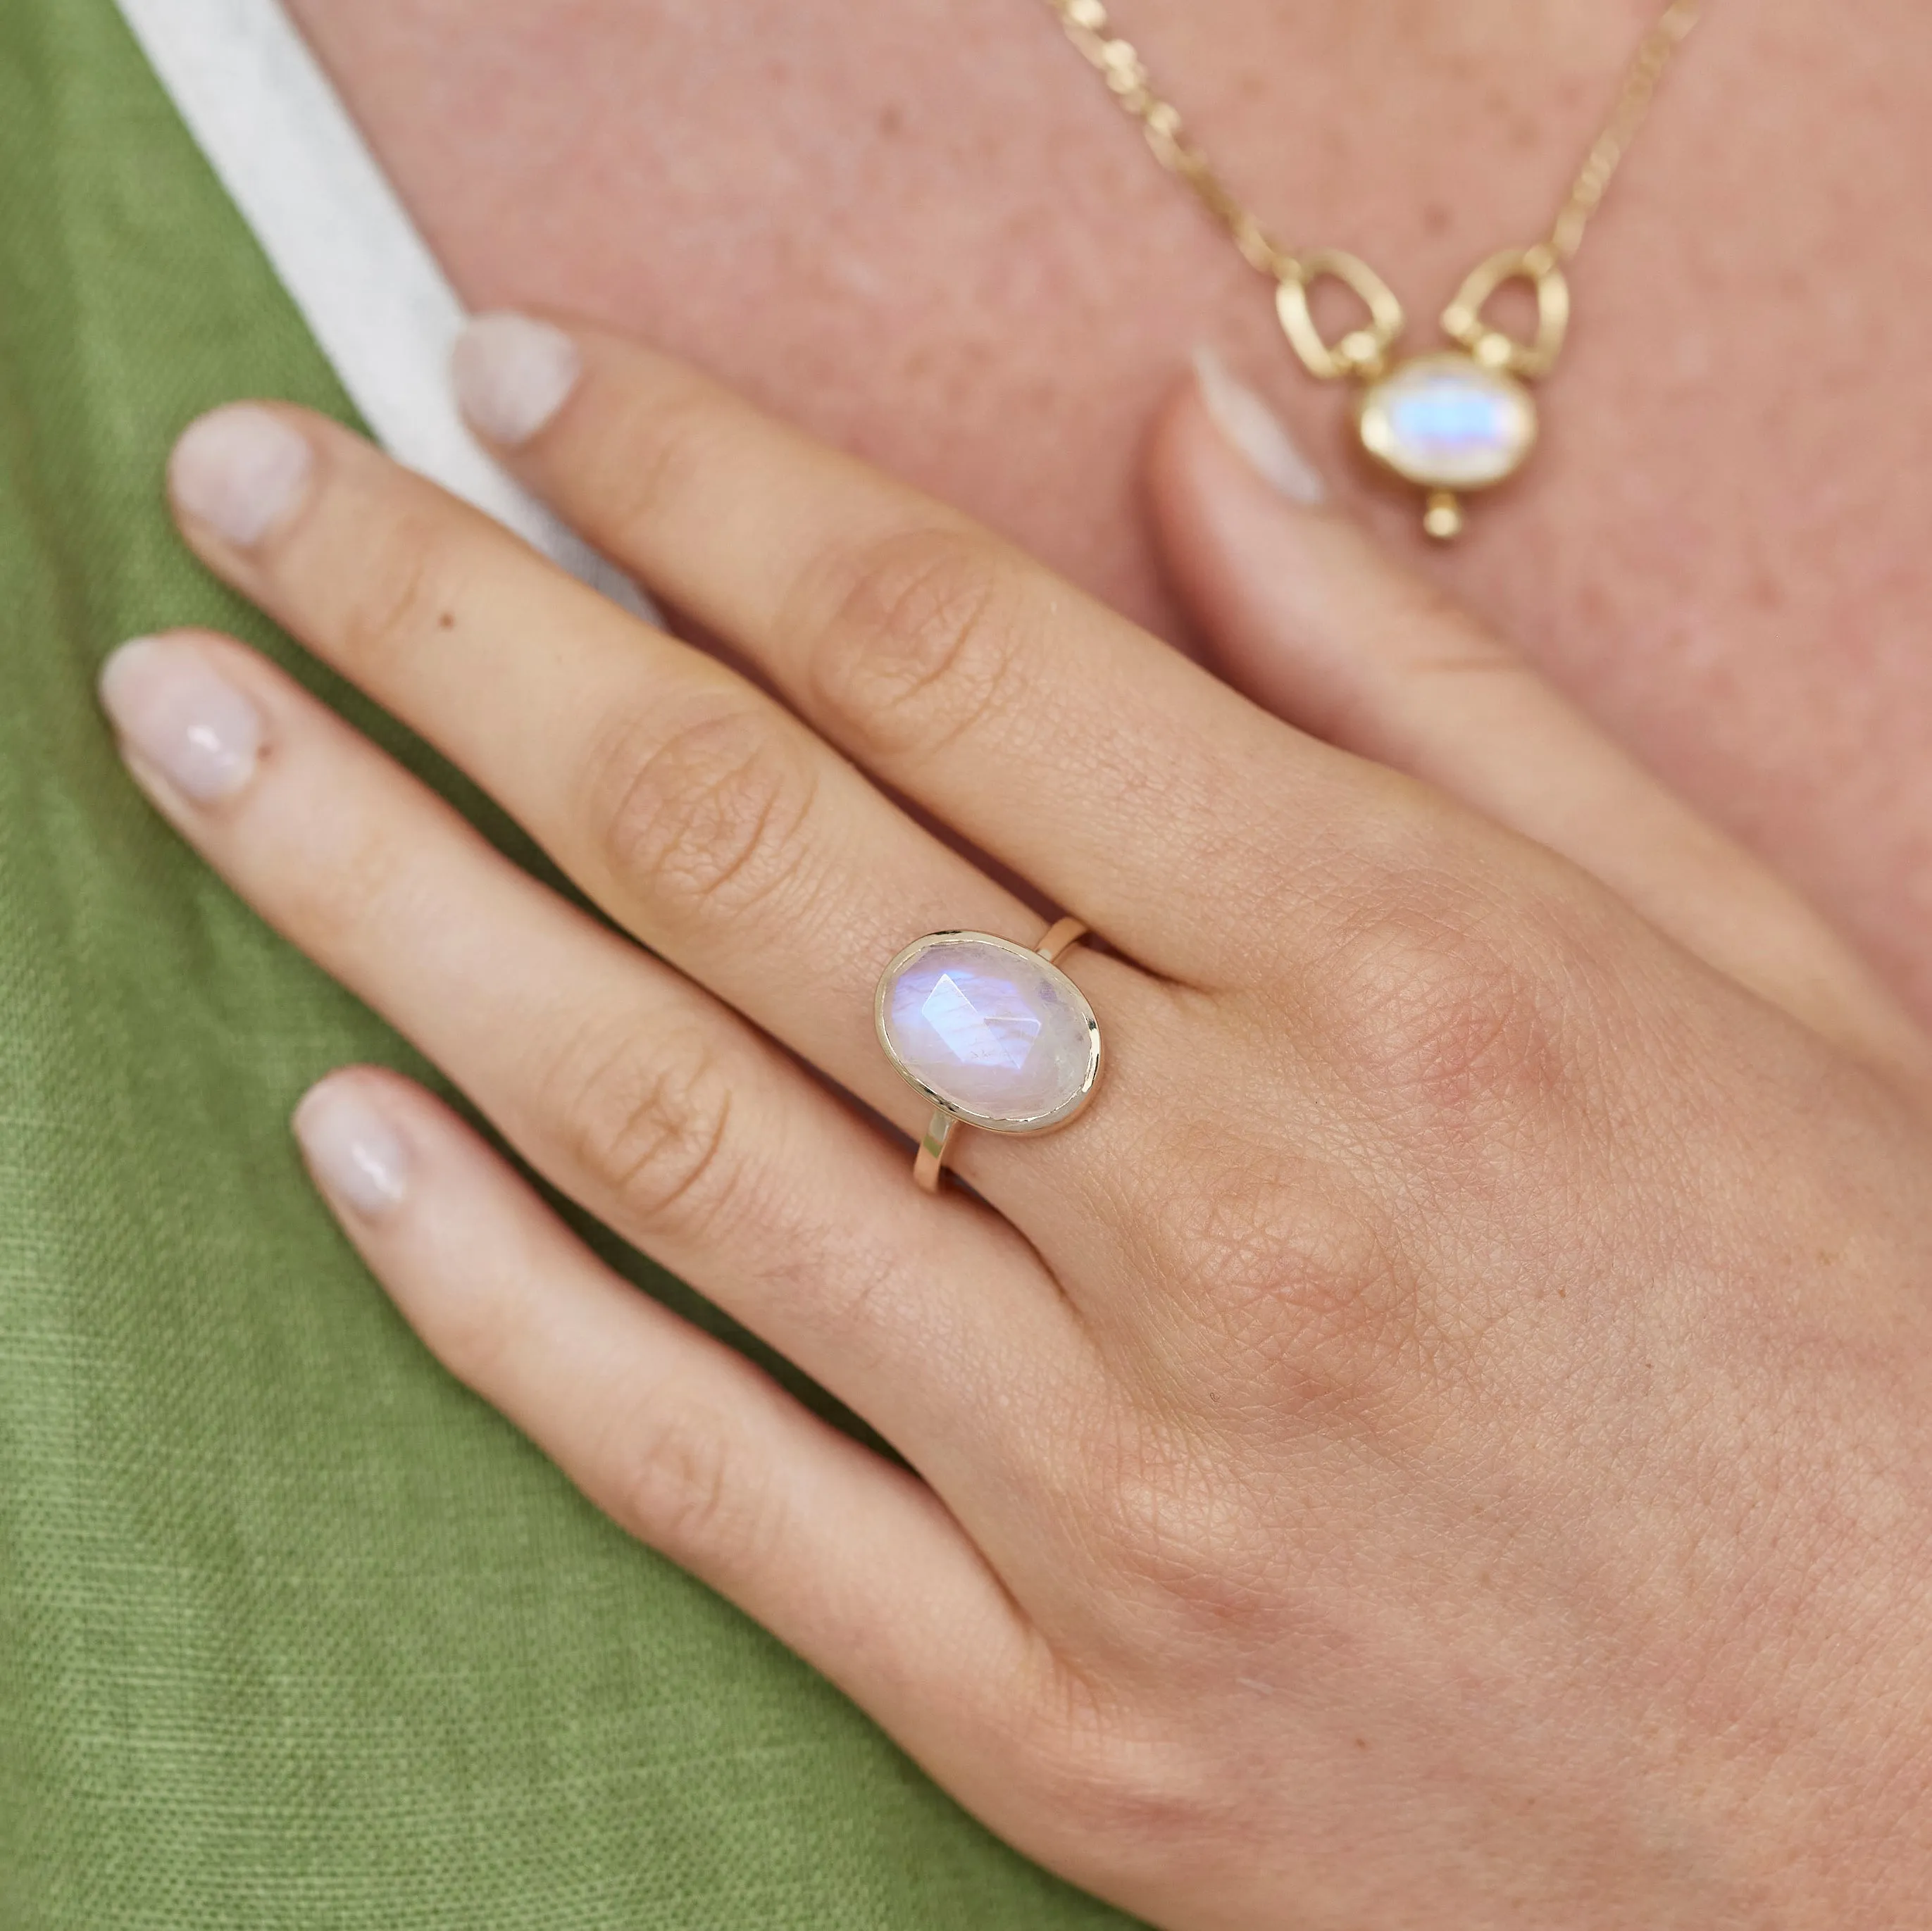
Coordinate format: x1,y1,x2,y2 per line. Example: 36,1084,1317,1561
113,0,654,619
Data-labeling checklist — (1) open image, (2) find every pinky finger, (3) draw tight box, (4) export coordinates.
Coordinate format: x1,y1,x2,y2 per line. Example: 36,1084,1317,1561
292,1063,1038,1770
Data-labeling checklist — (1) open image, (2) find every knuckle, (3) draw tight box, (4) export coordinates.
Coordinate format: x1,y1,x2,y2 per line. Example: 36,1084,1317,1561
799,524,1033,761
278,809,416,951
1313,870,1582,1137
1116,879,1611,1408
546,1023,746,1240
1159,1147,1416,1369
604,1396,775,1574
587,701,820,923
1012,1649,1235,1865
1122,1103,1461,1416
420,1274,521,1390
1404,627,1529,687
1318,594,1526,749
594,388,732,555
1067,1399,1307,1632
1373,569,1485,652
331,500,461,672
785,1235,904,1364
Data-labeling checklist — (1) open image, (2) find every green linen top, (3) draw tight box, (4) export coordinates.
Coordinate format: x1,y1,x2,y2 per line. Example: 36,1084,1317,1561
0,4,1137,1924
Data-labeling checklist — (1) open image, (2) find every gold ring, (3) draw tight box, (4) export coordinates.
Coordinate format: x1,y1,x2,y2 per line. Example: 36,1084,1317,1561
874,916,1102,1193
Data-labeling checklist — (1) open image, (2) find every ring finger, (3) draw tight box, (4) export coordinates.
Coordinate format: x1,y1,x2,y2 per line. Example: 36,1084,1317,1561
96,628,1090,1529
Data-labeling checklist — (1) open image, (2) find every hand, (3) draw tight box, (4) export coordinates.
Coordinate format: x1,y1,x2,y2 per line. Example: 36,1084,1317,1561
101,318,1932,1929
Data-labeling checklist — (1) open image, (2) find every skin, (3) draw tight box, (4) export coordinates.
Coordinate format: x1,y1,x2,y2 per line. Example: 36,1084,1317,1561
277,0,1932,1018
97,317,1932,1925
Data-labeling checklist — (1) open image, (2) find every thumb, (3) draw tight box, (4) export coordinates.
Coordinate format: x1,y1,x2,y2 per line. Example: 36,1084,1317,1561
1146,348,1928,1082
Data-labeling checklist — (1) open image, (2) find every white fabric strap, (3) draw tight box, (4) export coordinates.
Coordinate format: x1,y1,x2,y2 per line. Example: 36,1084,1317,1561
113,0,653,618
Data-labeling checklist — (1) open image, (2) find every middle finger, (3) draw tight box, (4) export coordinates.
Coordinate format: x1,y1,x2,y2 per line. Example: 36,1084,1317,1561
163,402,1160,1225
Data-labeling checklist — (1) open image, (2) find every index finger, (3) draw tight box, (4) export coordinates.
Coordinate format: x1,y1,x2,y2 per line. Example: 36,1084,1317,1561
453,314,1371,982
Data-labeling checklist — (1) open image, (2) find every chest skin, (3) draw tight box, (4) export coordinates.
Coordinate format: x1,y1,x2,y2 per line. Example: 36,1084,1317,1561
282,0,1932,1018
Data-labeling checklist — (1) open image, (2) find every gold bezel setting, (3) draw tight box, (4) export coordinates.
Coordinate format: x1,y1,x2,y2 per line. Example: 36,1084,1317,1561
874,930,1103,1139
1356,351,1540,495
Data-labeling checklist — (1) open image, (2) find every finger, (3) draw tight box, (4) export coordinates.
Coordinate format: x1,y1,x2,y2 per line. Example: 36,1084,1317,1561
1149,351,1932,1077
97,630,1090,1514
291,1064,1042,1802
447,313,1365,979
161,401,1157,1228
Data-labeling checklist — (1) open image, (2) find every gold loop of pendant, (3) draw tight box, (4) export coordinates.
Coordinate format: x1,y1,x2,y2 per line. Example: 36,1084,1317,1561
1274,249,1406,382
1439,244,1572,380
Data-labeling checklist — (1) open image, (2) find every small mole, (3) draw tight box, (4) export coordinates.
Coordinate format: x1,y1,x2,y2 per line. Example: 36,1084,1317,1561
1354,1736,1369,1751
878,103,904,138
437,611,456,630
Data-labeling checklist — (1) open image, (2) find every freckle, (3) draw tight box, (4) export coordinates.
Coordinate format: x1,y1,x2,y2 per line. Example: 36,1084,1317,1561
1354,1736,1369,1751
437,611,456,630
878,103,903,137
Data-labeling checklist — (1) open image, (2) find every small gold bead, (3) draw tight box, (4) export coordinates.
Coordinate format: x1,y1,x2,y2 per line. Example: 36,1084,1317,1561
1423,491,1464,540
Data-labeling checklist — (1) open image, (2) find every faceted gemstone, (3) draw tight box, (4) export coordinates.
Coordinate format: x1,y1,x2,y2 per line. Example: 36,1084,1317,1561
876,933,1101,1132
1357,351,1538,491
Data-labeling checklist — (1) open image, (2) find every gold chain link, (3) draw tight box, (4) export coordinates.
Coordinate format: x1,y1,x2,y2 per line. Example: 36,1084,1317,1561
1044,0,1297,279
1040,0,1703,283
1546,0,1704,261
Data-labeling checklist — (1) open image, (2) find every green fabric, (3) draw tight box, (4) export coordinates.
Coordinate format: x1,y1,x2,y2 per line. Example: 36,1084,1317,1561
0,7,1134,1925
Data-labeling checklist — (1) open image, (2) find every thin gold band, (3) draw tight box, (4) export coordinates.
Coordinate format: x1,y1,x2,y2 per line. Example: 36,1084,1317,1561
912,916,1089,1193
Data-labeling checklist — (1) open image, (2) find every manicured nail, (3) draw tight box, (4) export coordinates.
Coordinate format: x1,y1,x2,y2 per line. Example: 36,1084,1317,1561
168,404,315,547
1192,346,1326,507
294,1078,411,1220
453,313,583,447
99,637,265,804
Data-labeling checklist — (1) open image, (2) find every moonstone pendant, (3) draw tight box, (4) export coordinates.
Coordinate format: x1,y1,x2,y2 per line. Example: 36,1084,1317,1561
1357,351,1539,539
875,932,1102,1134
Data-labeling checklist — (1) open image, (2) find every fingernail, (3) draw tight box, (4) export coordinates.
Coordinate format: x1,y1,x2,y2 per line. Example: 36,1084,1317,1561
1192,346,1326,507
168,404,315,547
453,313,583,447
294,1077,411,1220
99,638,265,804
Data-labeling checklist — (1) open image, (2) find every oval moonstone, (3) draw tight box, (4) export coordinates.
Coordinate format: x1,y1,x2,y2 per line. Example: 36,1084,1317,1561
875,932,1101,1133
1357,351,1538,491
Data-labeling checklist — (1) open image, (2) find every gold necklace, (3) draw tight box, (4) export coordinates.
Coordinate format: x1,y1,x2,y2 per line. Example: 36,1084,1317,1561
1042,0,1704,538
